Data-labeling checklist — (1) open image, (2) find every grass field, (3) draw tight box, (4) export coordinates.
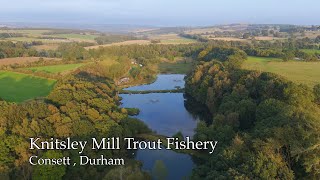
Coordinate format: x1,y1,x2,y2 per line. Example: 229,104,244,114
0,71,56,102
26,63,85,73
242,56,320,87
158,62,193,74
0,29,97,43
158,58,194,74
150,33,197,44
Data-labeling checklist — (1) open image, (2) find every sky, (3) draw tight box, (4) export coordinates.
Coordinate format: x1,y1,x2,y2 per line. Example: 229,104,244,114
0,0,319,26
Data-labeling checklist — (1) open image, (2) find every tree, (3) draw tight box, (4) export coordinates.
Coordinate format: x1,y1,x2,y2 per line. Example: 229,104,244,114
274,32,281,37
32,151,66,180
104,163,151,180
226,54,246,69
186,53,320,178
56,43,87,61
151,39,161,44
262,30,269,36
269,30,275,35
315,35,320,43
243,33,250,39
0,52,5,59
314,84,320,104
94,35,138,45
173,131,184,140
282,51,295,61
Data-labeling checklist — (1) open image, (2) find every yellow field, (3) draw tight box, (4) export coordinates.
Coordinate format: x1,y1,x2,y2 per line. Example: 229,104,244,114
85,40,151,49
0,57,61,66
33,44,60,51
209,37,248,42
0,29,51,36
253,36,285,41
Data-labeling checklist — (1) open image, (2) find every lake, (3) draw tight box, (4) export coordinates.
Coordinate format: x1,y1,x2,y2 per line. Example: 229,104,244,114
124,74,185,91
120,93,198,137
120,74,205,179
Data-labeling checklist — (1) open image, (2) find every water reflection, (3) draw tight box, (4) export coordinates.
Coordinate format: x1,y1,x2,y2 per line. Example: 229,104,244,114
135,148,194,180
120,74,209,180
124,74,185,91
120,93,198,137
183,94,212,125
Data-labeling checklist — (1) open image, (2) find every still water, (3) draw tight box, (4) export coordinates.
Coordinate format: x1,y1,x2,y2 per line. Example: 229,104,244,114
120,74,202,179
124,74,185,91
120,93,198,137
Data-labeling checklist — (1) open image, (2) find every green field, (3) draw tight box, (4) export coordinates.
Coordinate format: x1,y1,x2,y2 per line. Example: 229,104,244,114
301,49,320,55
26,63,85,73
158,61,193,74
242,56,320,87
0,29,97,43
0,71,56,102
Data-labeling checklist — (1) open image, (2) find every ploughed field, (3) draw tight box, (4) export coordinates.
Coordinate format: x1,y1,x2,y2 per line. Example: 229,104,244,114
0,71,56,102
242,56,320,87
